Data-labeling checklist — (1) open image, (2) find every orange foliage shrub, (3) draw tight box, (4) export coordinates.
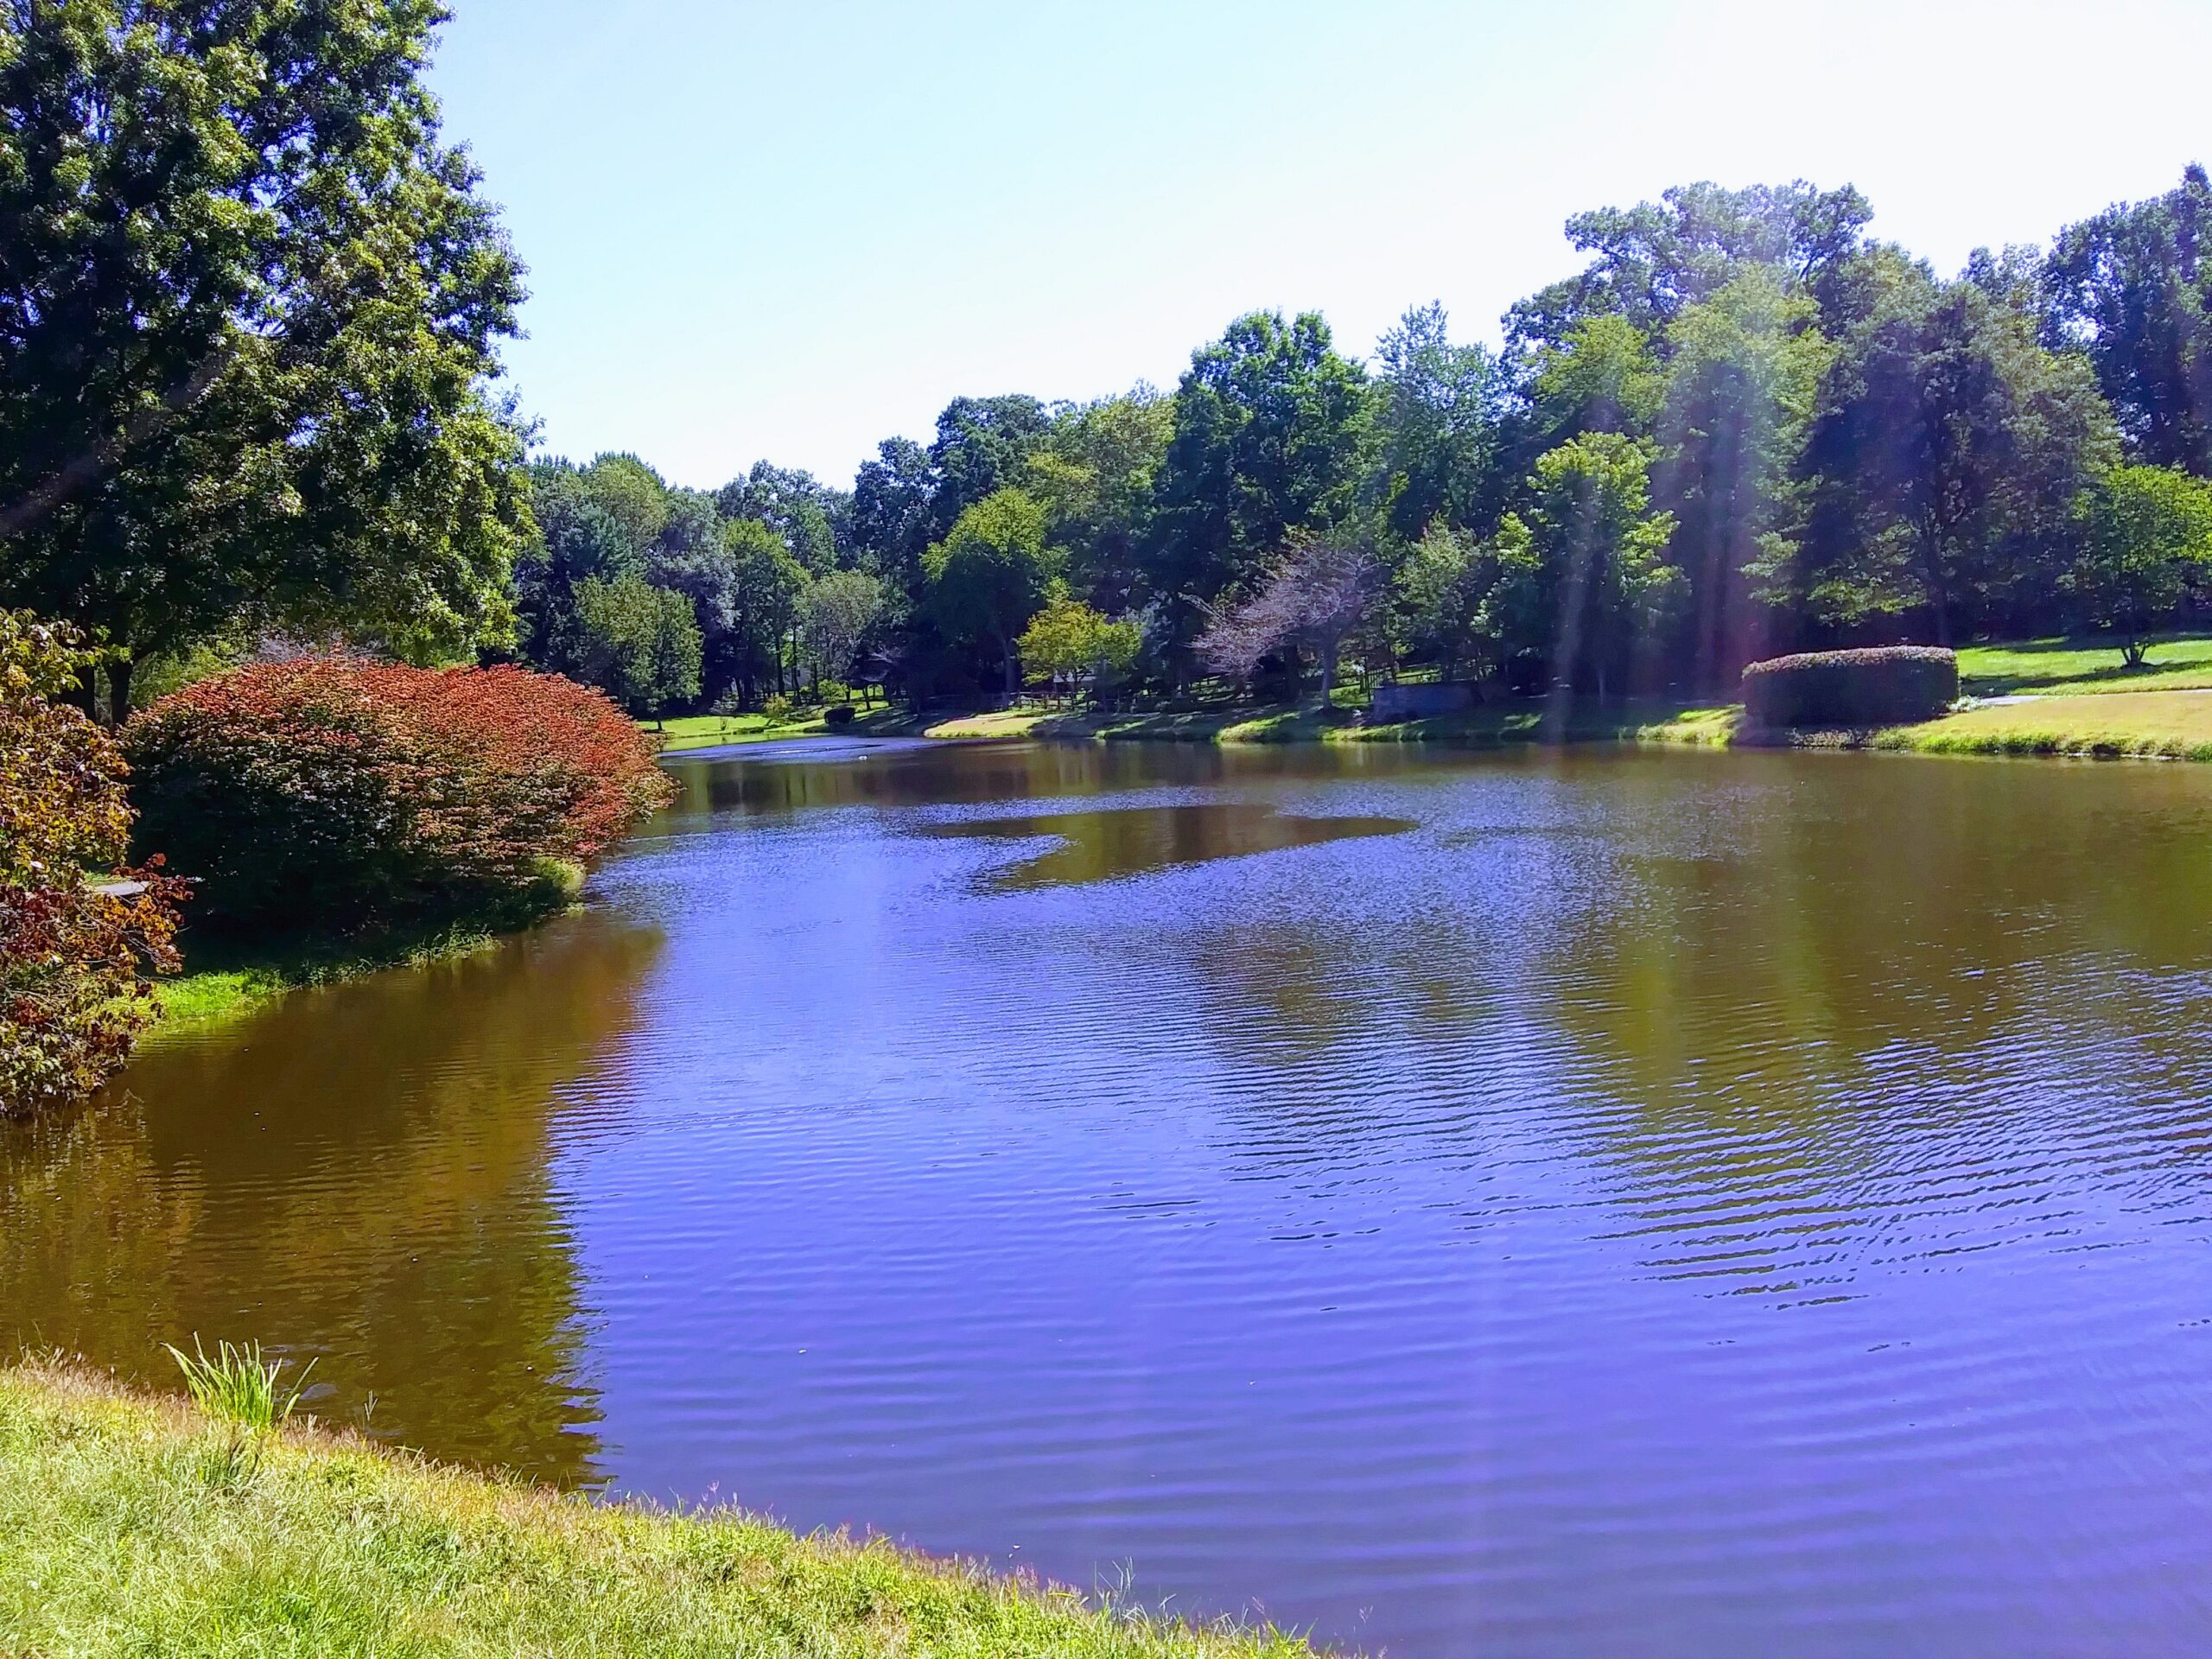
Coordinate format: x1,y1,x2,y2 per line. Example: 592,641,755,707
1,613,182,1116
124,660,673,931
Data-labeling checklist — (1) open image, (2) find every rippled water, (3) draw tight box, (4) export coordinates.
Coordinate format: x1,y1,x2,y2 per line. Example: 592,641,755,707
9,738,2212,1656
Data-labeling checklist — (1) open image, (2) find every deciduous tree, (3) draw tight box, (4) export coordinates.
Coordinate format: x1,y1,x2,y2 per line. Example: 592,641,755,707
0,0,532,713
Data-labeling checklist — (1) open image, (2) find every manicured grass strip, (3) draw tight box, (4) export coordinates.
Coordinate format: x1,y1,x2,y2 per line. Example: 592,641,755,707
0,1363,1325,1659
926,699,1738,747
1955,632,2212,696
651,707,911,752
1878,690,2212,760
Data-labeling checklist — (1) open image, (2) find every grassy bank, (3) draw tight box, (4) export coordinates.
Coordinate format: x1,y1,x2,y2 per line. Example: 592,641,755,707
147,883,582,1041
922,697,1737,747
0,1361,1320,1659
1872,689,2212,760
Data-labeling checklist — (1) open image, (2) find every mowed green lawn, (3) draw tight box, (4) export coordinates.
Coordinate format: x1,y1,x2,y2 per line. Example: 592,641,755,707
1890,688,2212,760
1955,632,2212,696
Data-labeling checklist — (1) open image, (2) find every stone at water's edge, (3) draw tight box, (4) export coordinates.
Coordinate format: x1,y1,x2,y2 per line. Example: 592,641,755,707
1372,681,1478,720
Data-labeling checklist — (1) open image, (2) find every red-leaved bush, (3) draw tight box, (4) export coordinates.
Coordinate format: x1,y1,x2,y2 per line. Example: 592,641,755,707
124,660,675,931
2,612,184,1116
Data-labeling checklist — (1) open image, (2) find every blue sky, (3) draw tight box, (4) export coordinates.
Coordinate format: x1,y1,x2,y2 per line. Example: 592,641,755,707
429,0,2212,488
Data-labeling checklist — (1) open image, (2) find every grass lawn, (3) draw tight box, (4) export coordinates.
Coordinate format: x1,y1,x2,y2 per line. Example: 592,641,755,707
0,1362,1321,1659
1955,632,2212,696
1878,689,2212,760
651,704,907,753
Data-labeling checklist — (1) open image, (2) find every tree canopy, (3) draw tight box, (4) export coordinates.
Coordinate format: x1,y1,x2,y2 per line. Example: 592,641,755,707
0,0,531,713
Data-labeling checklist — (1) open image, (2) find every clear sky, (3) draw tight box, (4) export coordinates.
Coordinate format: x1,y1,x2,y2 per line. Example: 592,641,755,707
428,0,2212,489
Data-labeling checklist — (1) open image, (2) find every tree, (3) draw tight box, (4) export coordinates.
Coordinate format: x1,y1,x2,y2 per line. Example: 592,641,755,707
721,519,807,706
2044,166,2212,474
2066,465,2212,664
1145,312,1376,660
925,395,1053,542
849,436,938,590
1794,264,2118,643
1375,303,1500,540
1655,267,1834,685
1506,180,1872,365
924,488,1058,696
1024,387,1173,612
797,569,887,696
1394,523,1510,682
1196,540,1382,705
0,0,531,715
1519,433,1682,698
512,463,639,671
716,461,848,575
1016,598,1141,705
573,574,702,721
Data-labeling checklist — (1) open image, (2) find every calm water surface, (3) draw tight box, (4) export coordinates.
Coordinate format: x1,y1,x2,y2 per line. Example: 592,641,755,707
7,739,2212,1656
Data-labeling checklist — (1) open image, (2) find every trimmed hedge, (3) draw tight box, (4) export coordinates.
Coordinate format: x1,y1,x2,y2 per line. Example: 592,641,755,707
124,660,675,932
1741,646,1959,728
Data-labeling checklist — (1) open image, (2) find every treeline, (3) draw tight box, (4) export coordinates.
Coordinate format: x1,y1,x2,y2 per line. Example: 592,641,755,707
518,170,2212,714
4,0,2212,719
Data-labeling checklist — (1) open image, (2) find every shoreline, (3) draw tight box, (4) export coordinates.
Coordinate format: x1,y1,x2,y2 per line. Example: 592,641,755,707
0,1361,1323,1658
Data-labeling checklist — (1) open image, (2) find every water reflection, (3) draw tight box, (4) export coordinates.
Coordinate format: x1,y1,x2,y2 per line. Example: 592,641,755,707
0,912,664,1483
921,801,1415,889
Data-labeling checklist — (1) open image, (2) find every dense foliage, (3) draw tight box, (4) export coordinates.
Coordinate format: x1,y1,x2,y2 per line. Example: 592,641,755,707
123,662,671,932
0,613,180,1116
0,0,531,719
1741,647,1960,728
499,169,2212,714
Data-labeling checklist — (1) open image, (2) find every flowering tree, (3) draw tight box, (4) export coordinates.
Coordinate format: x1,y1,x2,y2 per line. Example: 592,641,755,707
1195,542,1382,703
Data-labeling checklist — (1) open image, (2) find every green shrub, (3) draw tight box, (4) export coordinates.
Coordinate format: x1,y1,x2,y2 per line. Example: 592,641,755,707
1741,646,1959,727
823,703,856,728
124,660,674,934
1,613,182,1116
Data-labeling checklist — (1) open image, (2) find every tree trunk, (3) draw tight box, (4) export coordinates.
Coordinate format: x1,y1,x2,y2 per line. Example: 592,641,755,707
1002,639,1019,696
107,657,133,727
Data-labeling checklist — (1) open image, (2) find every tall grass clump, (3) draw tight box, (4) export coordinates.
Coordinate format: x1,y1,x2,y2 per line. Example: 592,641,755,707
165,1337,314,1430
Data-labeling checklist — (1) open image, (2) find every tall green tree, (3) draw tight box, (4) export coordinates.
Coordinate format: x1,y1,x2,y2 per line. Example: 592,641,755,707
924,487,1058,695
1518,433,1682,698
573,572,702,721
1507,180,1872,364
796,568,886,694
2065,464,2212,664
1656,267,1835,685
0,0,531,715
1024,387,1173,612
2044,166,2212,475
1375,302,1500,540
1145,311,1376,659
1794,264,2118,642
722,518,806,706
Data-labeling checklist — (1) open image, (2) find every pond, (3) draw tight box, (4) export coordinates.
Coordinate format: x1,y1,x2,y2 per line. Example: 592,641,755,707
7,738,2212,1656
